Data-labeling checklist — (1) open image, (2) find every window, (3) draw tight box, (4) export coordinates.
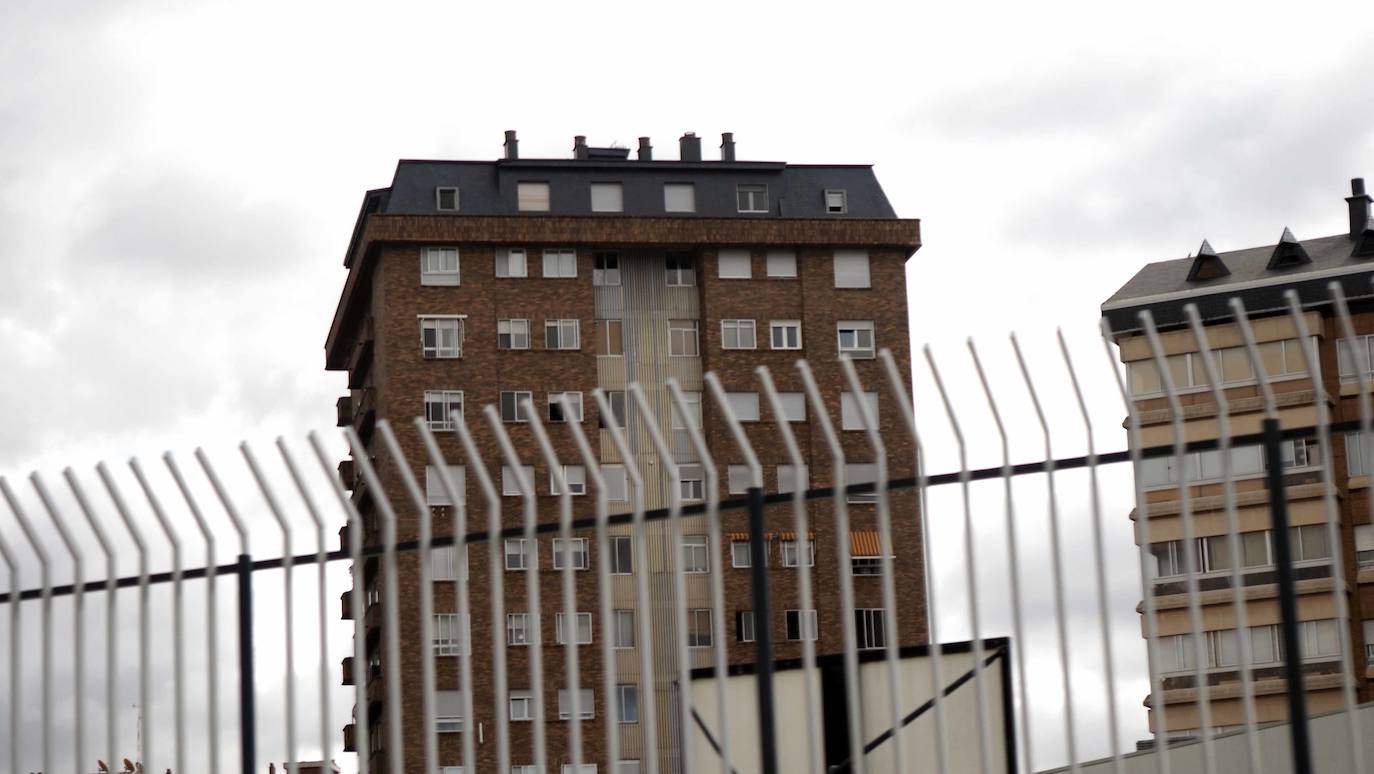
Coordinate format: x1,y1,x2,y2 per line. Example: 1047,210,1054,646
1339,335,1374,383
665,252,696,286
513,767,539,774
594,252,621,286
500,391,534,423
721,319,757,350
424,390,464,430
841,392,878,431
680,464,705,502
431,544,462,581
727,465,751,495
603,465,628,502
496,247,528,278
781,539,815,567
551,465,587,496
440,768,465,774
682,535,709,573
421,247,460,286
545,319,581,350
1291,524,1332,562
617,762,642,774
553,538,590,570
766,250,797,278
613,610,635,649
498,319,531,350
776,392,806,422
517,182,550,212
507,613,530,646
1139,445,1265,488
785,609,818,641
1150,540,1185,577
736,610,755,642
737,184,768,213
420,317,463,358
664,183,696,213
549,391,584,422
846,463,878,503
731,541,751,568
435,187,459,211
777,465,809,494
504,538,533,570
852,557,882,576
824,189,848,214
596,319,624,356
668,320,700,356
687,609,713,647
1348,432,1369,476
433,613,468,656
509,690,534,721
770,320,802,350
855,609,886,650
502,464,535,497
726,392,760,421
558,688,595,719
671,391,703,434
718,249,752,278
425,465,466,506
610,536,633,574
1300,619,1342,659
833,249,871,288
543,249,578,278
435,689,465,733
837,321,875,359
617,684,639,723
562,767,598,774
555,612,593,645
591,183,624,213
600,391,628,429
1129,338,1315,396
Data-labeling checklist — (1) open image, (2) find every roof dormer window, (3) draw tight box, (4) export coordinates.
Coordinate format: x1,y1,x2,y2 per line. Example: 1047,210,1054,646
435,187,459,211
1267,227,1311,269
518,182,550,212
824,189,848,214
737,184,768,214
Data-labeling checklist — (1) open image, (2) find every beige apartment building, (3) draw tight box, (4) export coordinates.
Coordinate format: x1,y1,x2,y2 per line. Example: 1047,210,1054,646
1101,178,1374,739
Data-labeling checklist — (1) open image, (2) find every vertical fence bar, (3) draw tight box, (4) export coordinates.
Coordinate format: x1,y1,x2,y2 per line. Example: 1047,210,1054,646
165,452,222,774
1229,298,1313,774
0,495,20,774
30,472,86,774
0,478,52,774
704,371,775,774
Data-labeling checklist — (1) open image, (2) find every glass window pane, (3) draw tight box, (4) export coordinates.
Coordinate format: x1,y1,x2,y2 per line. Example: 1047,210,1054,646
1259,341,1286,376
1220,347,1253,382
1166,354,1191,388
1241,531,1269,567
1285,339,1311,375
1129,360,1162,394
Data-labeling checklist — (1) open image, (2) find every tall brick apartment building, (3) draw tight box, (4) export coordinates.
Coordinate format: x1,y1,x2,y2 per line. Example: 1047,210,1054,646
1102,179,1374,740
325,131,926,773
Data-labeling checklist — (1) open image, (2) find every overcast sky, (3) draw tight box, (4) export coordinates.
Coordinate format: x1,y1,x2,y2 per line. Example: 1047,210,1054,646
2,1,1373,772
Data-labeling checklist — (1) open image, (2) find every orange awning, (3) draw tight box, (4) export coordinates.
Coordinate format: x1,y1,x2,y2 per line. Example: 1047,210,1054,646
775,531,816,542
850,531,882,557
727,532,750,542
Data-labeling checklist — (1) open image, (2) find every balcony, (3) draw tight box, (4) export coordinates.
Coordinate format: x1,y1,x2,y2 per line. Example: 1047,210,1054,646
341,589,353,620
339,459,356,491
342,723,356,753
347,317,375,389
353,387,377,444
342,656,355,686
336,395,351,427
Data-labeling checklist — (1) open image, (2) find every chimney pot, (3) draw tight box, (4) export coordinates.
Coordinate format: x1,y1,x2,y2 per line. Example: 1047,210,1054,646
573,135,589,160
720,132,736,162
1348,177,1372,238
679,132,702,162
503,130,519,160
638,137,653,161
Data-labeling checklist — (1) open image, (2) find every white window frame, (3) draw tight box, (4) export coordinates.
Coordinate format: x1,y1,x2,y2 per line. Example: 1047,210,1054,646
558,688,595,720
433,613,468,656
517,182,550,212
421,247,460,286
736,610,755,642
496,247,528,278
668,319,700,357
545,319,581,350
679,464,705,503
726,392,761,422
664,183,696,213
776,392,806,422
785,609,818,641
672,391,703,430
542,248,578,278
609,536,633,575
718,249,752,279
736,184,768,213
837,320,876,359
425,464,466,507
781,539,815,567
666,252,696,287
504,538,533,570
435,186,460,211
419,316,464,359
430,544,464,581
500,391,534,423
824,189,848,214
613,609,635,649
833,249,871,289
721,319,758,350
603,464,628,502
435,689,465,733
555,612,594,645
548,391,584,423
497,319,531,350
594,252,621,286
855,608,886,650
424,390,464,431
507,613,530,646
851,556,882,576
601,390,628,429
727,465,751,495
590,182,624,213
550,465,587,496
766,249,797,278
553,537,590,570
841,391,878,431
770,320,802,350
502,464,534,498
509,690,534,721
687,609,713,648
731,541,751,568
616,684,639,724
777,464,809,494
682,535,710,573
597,319,625,357
846,463,879,504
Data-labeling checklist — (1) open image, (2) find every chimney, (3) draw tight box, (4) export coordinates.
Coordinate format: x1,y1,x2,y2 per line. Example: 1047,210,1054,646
1348,178,1372,238
720,132,736,162
573,135,589,160
679,132,702,162
638,137,653,161
503,130,519,160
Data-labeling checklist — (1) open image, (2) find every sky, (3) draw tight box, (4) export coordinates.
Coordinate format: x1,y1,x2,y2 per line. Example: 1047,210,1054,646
1,0,1372,772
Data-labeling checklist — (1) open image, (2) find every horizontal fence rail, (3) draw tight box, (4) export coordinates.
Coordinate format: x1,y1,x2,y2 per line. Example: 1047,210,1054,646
5,284,1374,774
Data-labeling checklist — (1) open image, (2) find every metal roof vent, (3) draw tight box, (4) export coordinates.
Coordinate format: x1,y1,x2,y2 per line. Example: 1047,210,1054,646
1267,227,1311,269
1185,239,1230,282
1348,178,1371,238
